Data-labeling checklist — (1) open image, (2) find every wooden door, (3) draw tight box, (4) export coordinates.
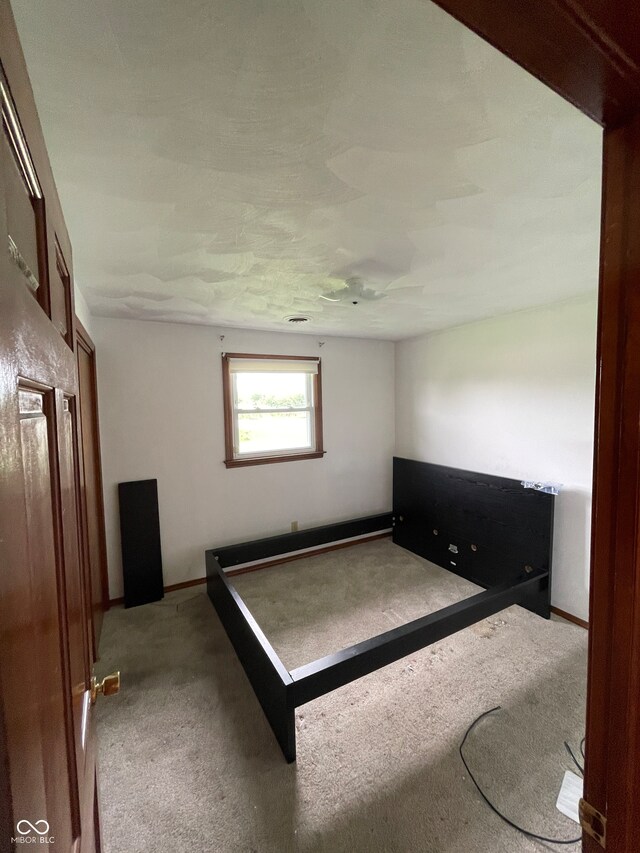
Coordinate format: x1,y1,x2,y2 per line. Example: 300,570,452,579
76,321,109,659
0,5,103,851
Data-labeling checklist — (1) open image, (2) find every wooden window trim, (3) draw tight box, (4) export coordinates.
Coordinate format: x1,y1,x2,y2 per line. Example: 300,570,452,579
222,352,324,468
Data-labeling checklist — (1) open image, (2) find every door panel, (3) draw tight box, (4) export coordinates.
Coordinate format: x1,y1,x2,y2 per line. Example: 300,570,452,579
59,396,92,787
50,239,73,347
18,383,75,851
0,5,102,851
0,387,50,849
2,130,40,291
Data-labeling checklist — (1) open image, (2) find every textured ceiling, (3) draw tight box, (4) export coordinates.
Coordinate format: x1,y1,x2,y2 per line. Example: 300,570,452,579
11,0,602,340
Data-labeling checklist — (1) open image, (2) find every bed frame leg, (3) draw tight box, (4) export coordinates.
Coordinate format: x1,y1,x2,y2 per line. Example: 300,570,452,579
267,692,296,764
278,703,296,763
520,576,551,619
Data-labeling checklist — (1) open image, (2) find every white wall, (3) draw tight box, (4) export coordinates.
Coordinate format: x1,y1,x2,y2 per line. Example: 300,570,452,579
93,318,395,599
94,298,596,616
74,284,94,337
395,296,597,622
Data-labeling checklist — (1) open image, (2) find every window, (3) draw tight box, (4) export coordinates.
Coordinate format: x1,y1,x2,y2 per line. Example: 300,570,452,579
222,353,324,467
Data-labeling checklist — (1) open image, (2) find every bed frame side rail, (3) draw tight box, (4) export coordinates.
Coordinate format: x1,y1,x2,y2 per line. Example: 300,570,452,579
206,552,296,761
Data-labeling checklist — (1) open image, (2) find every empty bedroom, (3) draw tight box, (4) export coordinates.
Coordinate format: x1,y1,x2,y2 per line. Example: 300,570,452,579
2,1,640,852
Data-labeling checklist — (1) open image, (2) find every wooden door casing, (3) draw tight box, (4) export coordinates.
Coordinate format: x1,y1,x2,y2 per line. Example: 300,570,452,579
429,0,640,128
75,321,109,659
584,114,640,853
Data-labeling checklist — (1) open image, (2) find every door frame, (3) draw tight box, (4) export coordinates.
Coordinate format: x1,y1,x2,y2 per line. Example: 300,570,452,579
426,2,640,850
75,317,110,660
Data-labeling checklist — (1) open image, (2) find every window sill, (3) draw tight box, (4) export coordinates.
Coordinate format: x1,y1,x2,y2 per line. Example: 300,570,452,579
224,450,325,468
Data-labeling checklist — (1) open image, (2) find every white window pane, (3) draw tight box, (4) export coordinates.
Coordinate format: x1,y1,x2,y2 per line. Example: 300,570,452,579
238,411,312,455
235,372,309,410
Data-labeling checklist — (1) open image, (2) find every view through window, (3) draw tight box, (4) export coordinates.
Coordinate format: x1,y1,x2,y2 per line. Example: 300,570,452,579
222,354,324,467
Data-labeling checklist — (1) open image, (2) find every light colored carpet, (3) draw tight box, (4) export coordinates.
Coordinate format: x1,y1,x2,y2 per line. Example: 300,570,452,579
97,540,587,853
232,539,488,669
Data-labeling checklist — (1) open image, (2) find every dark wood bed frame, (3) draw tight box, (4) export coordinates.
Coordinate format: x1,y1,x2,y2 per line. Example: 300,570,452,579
206,458,554,762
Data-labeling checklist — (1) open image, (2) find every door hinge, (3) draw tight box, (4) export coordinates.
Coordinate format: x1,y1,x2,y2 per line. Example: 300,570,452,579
579,798,606,848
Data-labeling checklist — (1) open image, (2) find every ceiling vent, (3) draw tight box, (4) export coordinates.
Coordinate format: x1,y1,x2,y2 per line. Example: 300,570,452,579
284,315,310,324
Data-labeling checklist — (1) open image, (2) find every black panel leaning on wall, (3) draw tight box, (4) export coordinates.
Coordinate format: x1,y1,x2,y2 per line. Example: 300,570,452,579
118,478,164,608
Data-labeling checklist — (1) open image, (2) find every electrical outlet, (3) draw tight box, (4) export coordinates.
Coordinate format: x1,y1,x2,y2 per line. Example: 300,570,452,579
291,521,299,532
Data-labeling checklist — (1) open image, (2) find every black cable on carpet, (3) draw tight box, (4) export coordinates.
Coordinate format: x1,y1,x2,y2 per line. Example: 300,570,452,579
459,706,582,845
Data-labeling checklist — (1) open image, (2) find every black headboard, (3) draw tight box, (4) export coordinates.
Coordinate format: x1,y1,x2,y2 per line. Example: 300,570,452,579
392,457,554,618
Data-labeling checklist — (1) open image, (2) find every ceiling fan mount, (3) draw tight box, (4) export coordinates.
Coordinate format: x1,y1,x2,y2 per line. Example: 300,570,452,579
319,275,386,304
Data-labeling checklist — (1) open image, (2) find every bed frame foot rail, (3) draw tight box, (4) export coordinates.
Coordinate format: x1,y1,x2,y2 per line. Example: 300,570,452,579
288,570,548,708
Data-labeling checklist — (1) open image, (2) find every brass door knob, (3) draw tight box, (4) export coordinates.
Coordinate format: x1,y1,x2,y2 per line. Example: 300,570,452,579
91,672,121,704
